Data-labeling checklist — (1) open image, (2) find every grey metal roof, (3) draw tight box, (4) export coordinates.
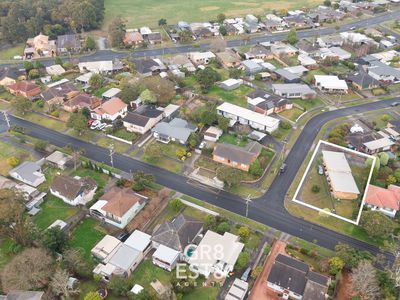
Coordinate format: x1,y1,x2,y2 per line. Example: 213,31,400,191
153,118,196,142
272,83,315,95
10,161,42,184
109,244,141,270
57,34,80,50
275,69,300,81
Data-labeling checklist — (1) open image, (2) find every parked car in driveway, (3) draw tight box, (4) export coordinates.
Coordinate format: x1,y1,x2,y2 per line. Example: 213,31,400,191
90,120,101,130
97,123,106,131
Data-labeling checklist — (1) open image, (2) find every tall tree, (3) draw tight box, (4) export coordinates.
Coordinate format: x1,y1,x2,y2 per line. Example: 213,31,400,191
41,226,69,255
216,166,242,187
67,113,88,136
1,248,53,292
89,73,105,90
351,260,381,300
360,211,394,238
11,97,32,115
108,16,126,48
142,77,176,105
50,269,79,297
287,28,298,45
196,67,221,92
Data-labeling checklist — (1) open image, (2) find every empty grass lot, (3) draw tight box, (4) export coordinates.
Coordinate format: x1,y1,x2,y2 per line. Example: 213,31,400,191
33,195,79,230
0,140,32,176
104,0,323,28
141,154,183,174
207,85,254,107
23,112,66,132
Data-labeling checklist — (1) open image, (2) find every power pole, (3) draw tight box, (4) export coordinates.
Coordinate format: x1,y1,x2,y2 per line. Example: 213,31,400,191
245,194,252,218
109,144,115,169
2,111,10,128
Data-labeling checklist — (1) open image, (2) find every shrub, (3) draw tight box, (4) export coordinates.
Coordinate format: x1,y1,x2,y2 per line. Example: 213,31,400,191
311,185,320,193
169,199,183,212
216,222,230,234
7,156,20,167
50,110,60,118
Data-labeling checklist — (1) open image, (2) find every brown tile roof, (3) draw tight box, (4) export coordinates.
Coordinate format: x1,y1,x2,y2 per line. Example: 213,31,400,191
213,141,262,166
8,81,39,93
101,187,147,217
65,93,101,109
51,175,97,200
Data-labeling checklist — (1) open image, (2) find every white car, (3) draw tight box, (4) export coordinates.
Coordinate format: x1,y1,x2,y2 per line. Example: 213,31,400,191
90,120,101,130
97,123,106,131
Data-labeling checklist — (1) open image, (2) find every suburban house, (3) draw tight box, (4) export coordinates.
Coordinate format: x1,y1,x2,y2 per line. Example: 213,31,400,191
367,60,400,83
220,78,242,91
363,137,396,154
316,35,343,47
152,118,197,144
8,81,41,98
133,58,167,77
56,34,81,54
147,32,162,44
244,44,273,60
188,230,244,278
314,75,349,93
188,51,216,65
24,33,56,59
270,42,298,57
298,54,317,68
225,278,248,300
124,31,144,46
274,69,301,83
322,150,360,200
45,151,74,170
63,93,101,112
272,83,317,99
122,106,164,134
241,60,263,75
213,142,262,172
45,64,66,76
347,67,380,90
9,161,46,187
41,81,78,106
91,97,128,121
247,89,293,115
267,254,329,300
365,184,400,218
215,49,242,68
91,235,122,261
78,60,123,74
217,102,280,133
75,72,94,87
90,187,148,229
204,126,223,142
152,213,204,271
265,14,287,32
167,54,196,72
318,47,351,61
50,175,97,206
13,182,46,215
0,67,25,86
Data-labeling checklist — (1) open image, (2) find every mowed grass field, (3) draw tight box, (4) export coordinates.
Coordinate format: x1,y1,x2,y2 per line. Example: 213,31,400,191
104,0,323,28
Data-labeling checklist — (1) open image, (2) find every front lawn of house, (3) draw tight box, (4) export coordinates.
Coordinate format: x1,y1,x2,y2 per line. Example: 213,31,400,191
292,98,324,111
96,137,131,153
142,153,183,174
33,195,80,230
23,112,67,132
278,107,304,122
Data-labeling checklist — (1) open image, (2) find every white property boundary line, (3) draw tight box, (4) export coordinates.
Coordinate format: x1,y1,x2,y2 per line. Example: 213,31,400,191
292,140,376,225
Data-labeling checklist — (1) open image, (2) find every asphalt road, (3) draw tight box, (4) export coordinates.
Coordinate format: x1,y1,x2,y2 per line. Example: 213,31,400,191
1,10,400,68
4,97,399,265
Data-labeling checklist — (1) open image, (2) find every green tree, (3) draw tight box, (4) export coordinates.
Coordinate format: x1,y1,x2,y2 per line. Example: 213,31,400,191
393,168,400,182
34,140,48,152
108,16,126,48
108,276,131,296
7,156,20,167
169,199,183,212
219,25,227,36
132,171,155,191
119,84,142,103
329,257,345,275
84,292,102,300
158,18,167,26
360,211,394,238
217,166,242,187
323,0,332,6
23,61,34,73
217,116,230,133
67,113,88,136
12,97,32,115
63,61,74,70
287,28,298,45
217,13,226,23
63,248,91,277
238,226,250,241
249,159,263,177
196,67,221,92
235,252,250,270
142,77,176,105
89,73,105,90
229,68,243,79
378,152,389,166
144,143,162,160
28,69,40,79
178,30,193,42
41,226,69,255
335,243,372,269
312,185,320,193
381,114,390,122
387,175,396,185
188,132,199,148
55,57,63,65
139,89,157,104
216,222,230,234
84,36,97,51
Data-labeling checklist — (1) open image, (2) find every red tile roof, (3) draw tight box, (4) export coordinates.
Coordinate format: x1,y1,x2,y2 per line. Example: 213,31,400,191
93,97,127,116
8,81,39,92
365,184,400,211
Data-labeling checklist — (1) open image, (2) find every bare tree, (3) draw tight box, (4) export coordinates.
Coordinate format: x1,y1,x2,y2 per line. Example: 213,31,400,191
1,248,53,292
351,260,381,300
63,248,91,277
50,269,79,297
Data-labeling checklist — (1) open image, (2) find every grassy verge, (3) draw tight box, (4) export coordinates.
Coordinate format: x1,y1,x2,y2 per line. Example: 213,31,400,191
142,154,183,174
23,112,66,132
96,137,131,153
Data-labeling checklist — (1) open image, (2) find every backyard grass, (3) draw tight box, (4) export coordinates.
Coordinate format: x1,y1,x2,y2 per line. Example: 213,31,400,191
96,137,131,153
218,133,248,147
183,286,219,300
292,98,324,111
0,140,32,176
279,107,304,122
305,69,326,84
33,195,79,230
207,85,254,107
71,168,109,188
0,238,17,271
70,218,107,259
0,44,24,60
104,0,323,28
23,112,66,132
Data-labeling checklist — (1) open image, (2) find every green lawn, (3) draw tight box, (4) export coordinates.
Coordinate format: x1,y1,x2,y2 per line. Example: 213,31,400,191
96,137,131,153
104,0,323,28
33,195,79,230
70,218,107,259
279,107,304,122
0,238,17,271
0,140,32,176
71,168,109,188
305,69,326,84
142,154,183,174
183,286,219,300
0,44,24,60
159,142,188,159
292,98,324,111
23,112,66,132
219,133,248,147
207,85,254,107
